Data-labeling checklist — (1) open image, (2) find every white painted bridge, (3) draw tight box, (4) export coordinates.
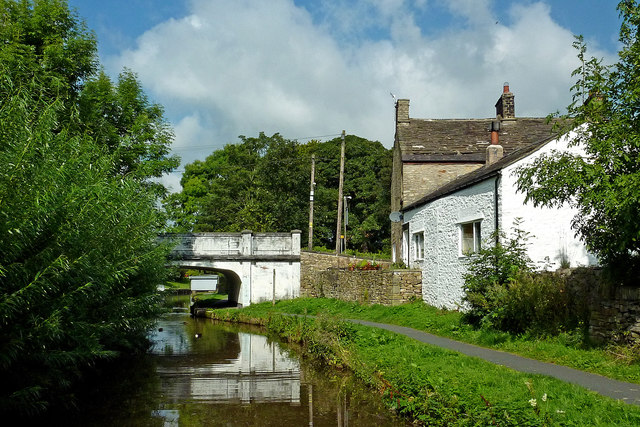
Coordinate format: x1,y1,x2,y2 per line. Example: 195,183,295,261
162,230,301,307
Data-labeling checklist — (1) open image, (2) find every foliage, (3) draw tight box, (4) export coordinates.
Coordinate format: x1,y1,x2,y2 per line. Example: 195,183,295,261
461,224,580,335
461,225,533,328
165,133,392,253
348,259,381,270
0,75,169,415
516,2,640,281
0,0,179,194
0,0,97,98
78,69,179,194
0,0,175,415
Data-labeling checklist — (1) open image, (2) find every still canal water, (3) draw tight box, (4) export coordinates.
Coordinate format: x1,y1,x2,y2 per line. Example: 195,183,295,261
70,297,409,426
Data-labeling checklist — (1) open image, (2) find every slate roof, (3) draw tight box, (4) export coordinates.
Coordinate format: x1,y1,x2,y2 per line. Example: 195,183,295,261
398,117,557,162
401,132,560,212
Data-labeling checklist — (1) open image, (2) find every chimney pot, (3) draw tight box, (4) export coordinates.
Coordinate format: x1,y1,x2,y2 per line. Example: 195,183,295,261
495,83,515,119
491,130,499,145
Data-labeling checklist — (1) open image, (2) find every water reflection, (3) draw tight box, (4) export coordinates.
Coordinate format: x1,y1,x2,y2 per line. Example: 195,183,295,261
150,315,300,405
61,301,408,426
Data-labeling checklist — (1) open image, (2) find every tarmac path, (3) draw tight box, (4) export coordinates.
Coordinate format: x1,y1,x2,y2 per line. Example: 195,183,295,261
348,319,640,406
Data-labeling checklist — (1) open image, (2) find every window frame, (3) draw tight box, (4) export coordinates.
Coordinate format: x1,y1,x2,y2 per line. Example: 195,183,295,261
459,220,482,256
412,231,425,261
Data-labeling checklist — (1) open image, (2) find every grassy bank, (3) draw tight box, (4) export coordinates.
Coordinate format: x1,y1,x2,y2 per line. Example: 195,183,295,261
227,298,640,385
206,304,640,426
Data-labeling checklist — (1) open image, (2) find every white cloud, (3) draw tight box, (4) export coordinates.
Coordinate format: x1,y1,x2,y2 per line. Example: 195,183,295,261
108,0,616,192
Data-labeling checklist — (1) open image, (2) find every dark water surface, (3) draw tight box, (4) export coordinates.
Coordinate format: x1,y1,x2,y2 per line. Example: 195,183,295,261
65,299,408,426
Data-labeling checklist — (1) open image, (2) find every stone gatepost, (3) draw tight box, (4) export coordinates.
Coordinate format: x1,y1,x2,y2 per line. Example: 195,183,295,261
291,230,301,254
241,230,253,256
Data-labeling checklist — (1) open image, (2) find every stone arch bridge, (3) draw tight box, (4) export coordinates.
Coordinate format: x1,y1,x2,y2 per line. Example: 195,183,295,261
161,230,301,307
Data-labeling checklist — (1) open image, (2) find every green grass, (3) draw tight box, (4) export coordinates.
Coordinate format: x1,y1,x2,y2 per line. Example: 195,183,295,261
206,306,640,426
222,298,640,385
194,293,228,302
164,280,190,290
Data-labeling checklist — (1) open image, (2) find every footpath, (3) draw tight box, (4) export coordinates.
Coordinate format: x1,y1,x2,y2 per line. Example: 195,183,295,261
348,319,640,406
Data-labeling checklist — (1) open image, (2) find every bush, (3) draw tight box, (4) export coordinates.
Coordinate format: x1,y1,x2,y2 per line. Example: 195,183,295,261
0,72,167,415
462,223,577,335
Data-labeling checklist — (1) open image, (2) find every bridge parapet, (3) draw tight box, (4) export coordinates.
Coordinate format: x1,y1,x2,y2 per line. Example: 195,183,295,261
160,231,301,307
161,230,301,261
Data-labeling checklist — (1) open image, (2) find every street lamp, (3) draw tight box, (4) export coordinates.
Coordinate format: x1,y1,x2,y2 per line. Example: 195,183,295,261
343,195,352,252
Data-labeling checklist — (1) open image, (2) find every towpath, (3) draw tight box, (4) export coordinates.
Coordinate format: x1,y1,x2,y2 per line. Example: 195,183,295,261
348,319,640,406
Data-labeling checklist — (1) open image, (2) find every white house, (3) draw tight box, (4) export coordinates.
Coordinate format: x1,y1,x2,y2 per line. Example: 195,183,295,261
400,128,598,310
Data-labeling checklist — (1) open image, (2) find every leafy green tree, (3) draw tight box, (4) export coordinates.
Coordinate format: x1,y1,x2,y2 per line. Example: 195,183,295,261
166,133,392,253
0,71,168,415
516,1,640,279
309,135,392,252
78,69,179,193
166,133,307,232
0,0,97,97
0,0,179,193
0,0,177,415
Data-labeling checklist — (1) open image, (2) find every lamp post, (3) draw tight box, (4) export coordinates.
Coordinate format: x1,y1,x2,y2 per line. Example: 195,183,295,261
343,195,351,252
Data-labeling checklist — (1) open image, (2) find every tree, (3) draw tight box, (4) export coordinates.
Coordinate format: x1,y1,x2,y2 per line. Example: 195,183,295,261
0,70,169,415
166,133,392,253
516,1,640,280
0,0,176,414
0,0,97,98
308,135,392,252
0,0,179,194
78,69,179,193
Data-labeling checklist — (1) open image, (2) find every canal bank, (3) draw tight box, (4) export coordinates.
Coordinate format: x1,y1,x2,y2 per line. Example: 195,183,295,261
203,306,640,426
45,296,406,426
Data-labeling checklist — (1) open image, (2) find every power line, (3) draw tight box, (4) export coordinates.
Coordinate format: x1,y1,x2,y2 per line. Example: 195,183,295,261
170,133,343,152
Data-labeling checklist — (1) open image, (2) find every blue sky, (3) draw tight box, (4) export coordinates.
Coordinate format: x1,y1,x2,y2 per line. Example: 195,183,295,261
67,0,623,192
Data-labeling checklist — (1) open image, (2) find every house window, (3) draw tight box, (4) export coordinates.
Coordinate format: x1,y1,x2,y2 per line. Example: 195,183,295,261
413,231,424,260
460,221,482,255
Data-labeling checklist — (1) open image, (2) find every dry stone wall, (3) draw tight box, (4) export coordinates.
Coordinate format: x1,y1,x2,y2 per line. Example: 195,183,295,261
563,267,640,344
301,252,421,306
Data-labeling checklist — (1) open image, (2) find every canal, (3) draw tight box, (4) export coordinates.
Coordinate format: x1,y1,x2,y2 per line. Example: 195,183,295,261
66,297,409,426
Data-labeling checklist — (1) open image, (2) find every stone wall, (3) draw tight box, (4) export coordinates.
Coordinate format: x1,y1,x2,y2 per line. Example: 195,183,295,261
301,251,392,271
578,270,640,343
562,267,640,344
301,251,422,306
403,163,482,207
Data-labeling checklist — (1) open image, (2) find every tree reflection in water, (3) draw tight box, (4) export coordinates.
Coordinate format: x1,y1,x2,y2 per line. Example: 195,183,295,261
55,308,409,426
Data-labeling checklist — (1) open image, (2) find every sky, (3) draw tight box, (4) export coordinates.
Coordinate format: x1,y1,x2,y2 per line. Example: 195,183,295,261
67,0,623,192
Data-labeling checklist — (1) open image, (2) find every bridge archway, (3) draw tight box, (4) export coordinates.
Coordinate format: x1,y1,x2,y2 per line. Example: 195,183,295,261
175,264,242,306
162,231,301,307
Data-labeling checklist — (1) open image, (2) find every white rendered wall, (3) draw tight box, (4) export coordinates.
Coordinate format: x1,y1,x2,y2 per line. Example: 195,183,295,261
501,130,598,269
403,179,497,310
249,262,300,304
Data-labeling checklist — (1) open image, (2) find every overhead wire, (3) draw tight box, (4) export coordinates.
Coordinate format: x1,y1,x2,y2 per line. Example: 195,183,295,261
169,132,343,152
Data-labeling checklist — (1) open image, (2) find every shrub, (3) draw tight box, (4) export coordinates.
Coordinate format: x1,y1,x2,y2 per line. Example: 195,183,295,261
462,224,532,327
462,223,577,335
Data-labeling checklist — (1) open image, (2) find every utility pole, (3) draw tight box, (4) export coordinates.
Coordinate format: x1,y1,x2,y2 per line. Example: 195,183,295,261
335,130,345,254
308,154,316,251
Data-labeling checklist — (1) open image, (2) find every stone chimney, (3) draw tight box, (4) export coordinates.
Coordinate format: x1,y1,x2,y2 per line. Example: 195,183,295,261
486,120,503,165
495,82,515,120
396,99,410,124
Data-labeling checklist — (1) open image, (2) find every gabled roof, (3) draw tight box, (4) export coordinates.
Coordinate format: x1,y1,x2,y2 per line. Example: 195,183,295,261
402,132,560,212
398,118,556,162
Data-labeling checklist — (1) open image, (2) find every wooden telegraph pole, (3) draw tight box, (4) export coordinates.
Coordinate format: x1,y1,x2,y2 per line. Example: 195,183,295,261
335,130,345,254
308,154,316,251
